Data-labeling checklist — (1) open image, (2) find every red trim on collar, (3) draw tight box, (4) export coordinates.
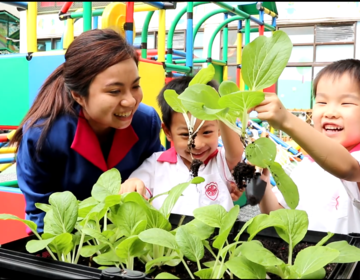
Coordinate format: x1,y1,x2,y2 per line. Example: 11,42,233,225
305,142,360,163
157,147,177,163
71,109,139,171
350,142,360,153
157,147,219,165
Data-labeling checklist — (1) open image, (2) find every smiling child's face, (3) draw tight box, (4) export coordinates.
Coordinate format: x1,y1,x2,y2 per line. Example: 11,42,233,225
163,112,220,169
313,73,360,151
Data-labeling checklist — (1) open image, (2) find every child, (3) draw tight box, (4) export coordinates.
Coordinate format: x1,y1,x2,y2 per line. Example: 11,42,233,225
255,59,360,234
122,76,244,216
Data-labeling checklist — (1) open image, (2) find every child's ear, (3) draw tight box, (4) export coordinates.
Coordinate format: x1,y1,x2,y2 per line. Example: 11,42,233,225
162,123,173,142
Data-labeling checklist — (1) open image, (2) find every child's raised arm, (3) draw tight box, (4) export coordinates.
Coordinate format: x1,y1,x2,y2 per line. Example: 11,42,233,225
219,121,244,172
254,92,360,183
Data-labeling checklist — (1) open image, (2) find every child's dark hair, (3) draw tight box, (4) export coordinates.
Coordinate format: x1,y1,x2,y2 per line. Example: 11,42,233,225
157,75,219,130
313,59,360,98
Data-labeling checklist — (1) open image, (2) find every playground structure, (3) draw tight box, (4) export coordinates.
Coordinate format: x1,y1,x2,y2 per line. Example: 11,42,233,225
0,1,298,244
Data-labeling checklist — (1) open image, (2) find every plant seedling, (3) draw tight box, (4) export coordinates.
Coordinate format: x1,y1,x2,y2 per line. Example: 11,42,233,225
164,30,299,208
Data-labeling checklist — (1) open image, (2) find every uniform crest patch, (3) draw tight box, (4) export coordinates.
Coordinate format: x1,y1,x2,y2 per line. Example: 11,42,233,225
205,182,219,200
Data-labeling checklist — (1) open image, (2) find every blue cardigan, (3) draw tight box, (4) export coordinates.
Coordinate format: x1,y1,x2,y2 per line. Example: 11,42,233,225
16,103,164,232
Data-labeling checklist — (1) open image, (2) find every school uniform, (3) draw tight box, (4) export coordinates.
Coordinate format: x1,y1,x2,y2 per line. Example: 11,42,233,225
273,143,360,235
17,103,164,232
129,146,238,216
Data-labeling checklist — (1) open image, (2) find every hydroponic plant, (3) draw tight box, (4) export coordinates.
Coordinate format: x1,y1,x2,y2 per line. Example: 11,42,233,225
165,30,299,208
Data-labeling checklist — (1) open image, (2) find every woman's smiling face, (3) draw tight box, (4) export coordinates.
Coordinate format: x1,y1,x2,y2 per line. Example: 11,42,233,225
73,58,143,137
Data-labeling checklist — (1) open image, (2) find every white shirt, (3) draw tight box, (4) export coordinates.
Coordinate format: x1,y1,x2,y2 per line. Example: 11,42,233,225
129,147,235,216
273,147,360,235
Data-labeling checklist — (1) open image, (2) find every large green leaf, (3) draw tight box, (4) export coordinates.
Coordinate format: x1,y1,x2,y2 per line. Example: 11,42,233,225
226,256,267,279
115,235,146,260
139,228,178,250
326,241,360,263
81,228,111,245
179,84,227,121
189,63,215,86
270,209,308,249
245,137,277,168
293,246,339,277
146,208,171,231
238,240,284,266
194,268,213,279
155,273,179,279
182,219,215,240
175,226,204,263
246,213,286,241
213,205,240,249
48,233,73,256
242,30,293,91
92,168,121,202
219,80,239,97
93,250,120,266
26,236,56,253
268,161,299,209
193,204,227,228
145,256,180,275
78,197,98,218
35,203,52,213
110,201,146,236
159,181,192,218
0,214,37,233
45,191,78,234
218,91,264,114
80,243,108,257
164,89,187,114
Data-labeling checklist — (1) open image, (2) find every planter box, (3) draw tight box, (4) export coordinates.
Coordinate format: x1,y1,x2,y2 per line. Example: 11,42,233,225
0,215,359,279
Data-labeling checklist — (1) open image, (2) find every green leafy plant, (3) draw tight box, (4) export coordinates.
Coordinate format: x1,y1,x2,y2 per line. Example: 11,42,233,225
0,168,204,272
228,209,360,279
164,30,298,208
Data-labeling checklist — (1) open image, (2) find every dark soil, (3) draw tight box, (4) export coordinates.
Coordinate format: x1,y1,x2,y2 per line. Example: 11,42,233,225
190,159,203,178
233,161,256,189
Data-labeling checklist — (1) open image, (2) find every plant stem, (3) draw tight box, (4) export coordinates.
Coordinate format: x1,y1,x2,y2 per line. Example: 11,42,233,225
197,259,202,271
288,240,293,265
71,247,76,263
181,257,195,279
153,244,159,260
177,215,186,228
104,211,107,231
210,250,221,278
128,257,134,270
216,257,226,279
74,227,87,264
66,253,71,263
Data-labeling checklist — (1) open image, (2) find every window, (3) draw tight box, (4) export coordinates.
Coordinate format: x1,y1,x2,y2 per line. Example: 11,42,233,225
37,38,62,51
279,23,356,110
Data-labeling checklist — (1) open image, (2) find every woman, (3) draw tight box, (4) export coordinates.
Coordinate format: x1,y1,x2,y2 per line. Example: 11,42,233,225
10,28,164,232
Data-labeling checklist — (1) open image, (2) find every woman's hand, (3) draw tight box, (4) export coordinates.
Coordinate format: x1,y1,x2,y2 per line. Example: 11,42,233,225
119,178,148,200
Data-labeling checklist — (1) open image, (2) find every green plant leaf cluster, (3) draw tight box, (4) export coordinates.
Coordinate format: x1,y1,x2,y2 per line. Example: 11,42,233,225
164,30,298,208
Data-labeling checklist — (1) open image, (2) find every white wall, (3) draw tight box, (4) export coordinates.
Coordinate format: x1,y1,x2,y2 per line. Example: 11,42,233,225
0,2,20,18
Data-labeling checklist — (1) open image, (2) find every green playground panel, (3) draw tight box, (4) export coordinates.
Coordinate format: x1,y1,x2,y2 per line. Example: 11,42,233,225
0,55,29,126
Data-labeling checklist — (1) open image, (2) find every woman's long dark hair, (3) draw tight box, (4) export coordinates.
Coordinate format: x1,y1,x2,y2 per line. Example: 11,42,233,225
10,28,139,152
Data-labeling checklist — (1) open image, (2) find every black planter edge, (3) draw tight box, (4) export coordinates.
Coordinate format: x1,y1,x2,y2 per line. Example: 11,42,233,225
0,215,359,279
